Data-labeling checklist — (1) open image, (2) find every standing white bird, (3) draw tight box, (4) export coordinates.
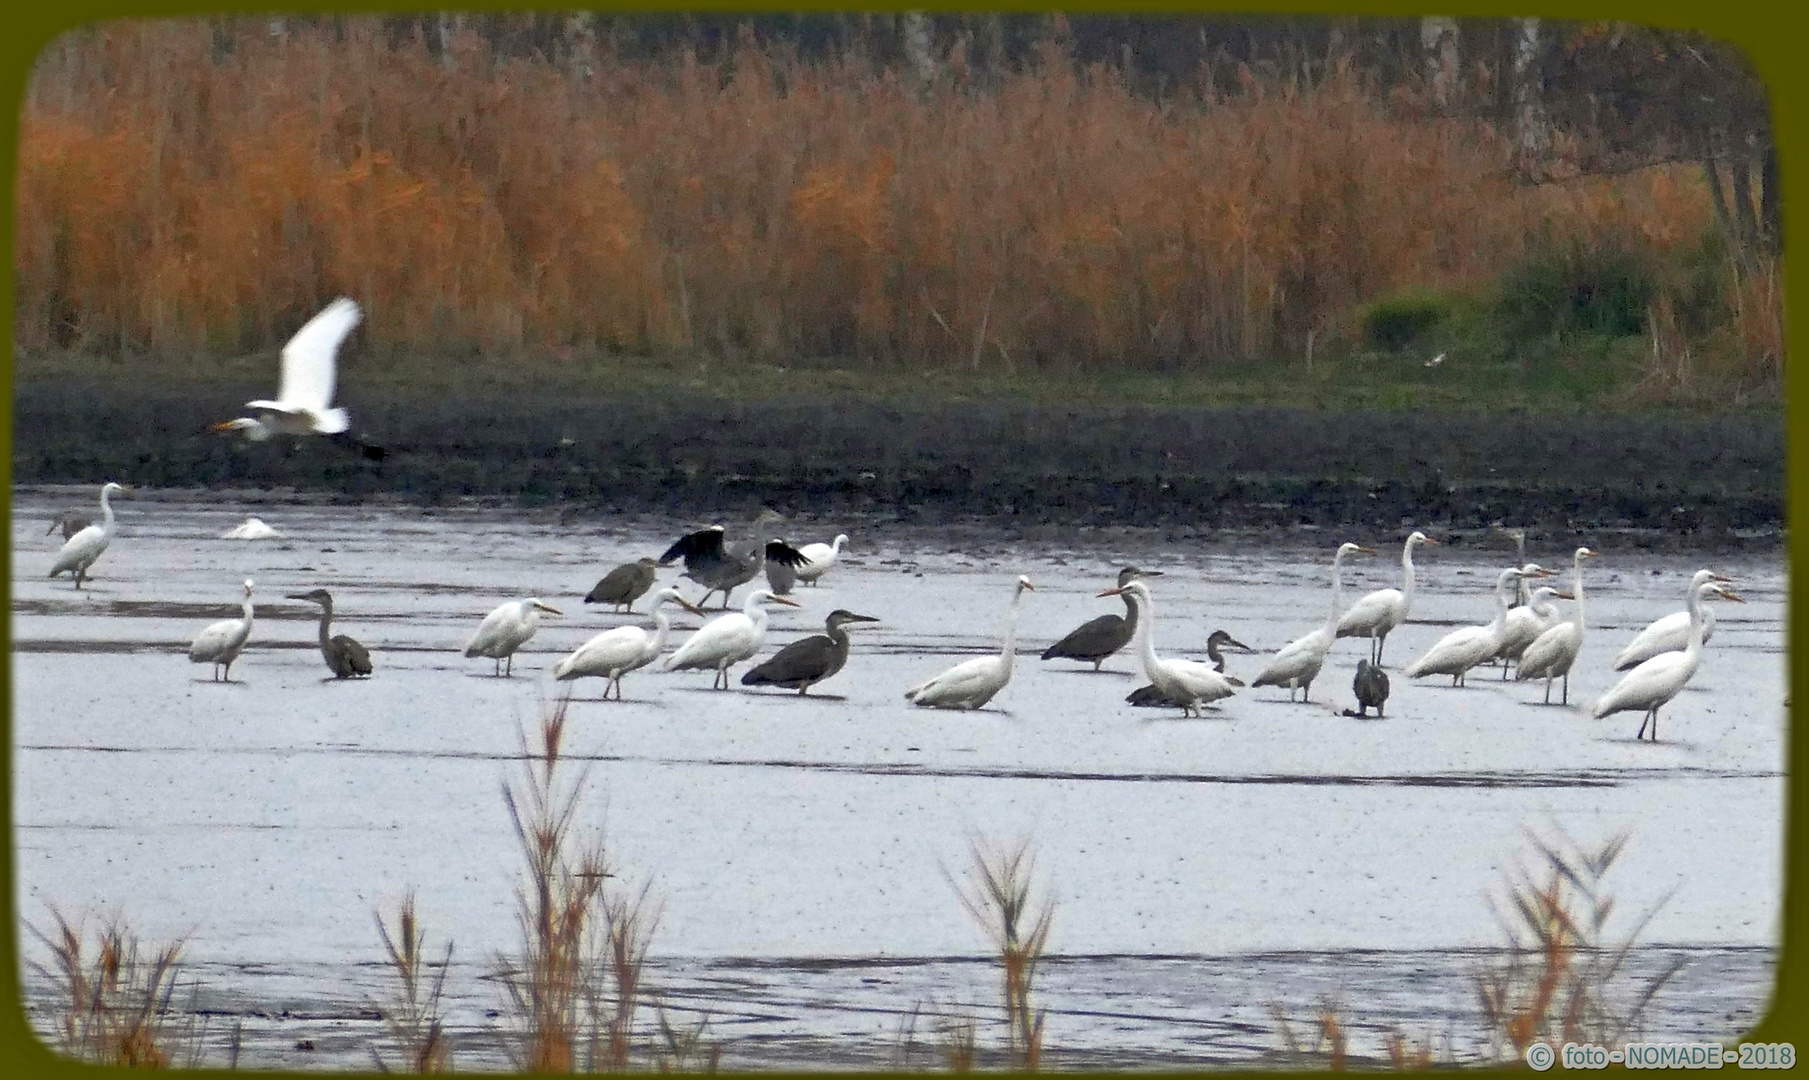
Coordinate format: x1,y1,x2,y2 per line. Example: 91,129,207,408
663,588,801,688
221,516,282,540
49,482,132,589
905,576,1035,710
1611,569,1735,670
188,578,256,681
213,297,362,440
1404,566,1550,686
555,588,705,698
1098,579,1237,717
1593,581,1743,741
1516,547,1599,704
465,597,564,676
1252,542,1377,702
1494,584,1568,677
794,534,851,585
1335,531,1438,664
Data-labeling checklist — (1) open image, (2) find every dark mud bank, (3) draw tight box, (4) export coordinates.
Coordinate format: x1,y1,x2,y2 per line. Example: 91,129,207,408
14,379,1783,547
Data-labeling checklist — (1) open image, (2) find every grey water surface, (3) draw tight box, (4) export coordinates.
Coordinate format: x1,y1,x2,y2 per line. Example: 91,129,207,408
12,489,1785,1068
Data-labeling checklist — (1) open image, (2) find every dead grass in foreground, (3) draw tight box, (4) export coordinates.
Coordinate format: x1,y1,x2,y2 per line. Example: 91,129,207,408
25,906,210,1068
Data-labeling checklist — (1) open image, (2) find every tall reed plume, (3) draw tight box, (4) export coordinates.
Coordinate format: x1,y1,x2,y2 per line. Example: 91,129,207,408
951,836,1055,1070
372,891,453,1072
26,905,204,1068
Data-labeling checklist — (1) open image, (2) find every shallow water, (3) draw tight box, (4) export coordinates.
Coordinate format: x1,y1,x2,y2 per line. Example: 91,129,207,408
11,489,1787,1068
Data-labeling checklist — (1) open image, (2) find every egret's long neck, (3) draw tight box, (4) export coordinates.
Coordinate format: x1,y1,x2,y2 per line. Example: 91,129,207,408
1000,588,1024,677
1489,578,1513,635
650,603,674,651
1120,590,1139,636
242,593,255,627
1571,554,1587,633
98,488,117,533
833,536,848,554
1680,588,1715,673
1324,550,1348,635
1401,540,1418,608
1130,592,1163,680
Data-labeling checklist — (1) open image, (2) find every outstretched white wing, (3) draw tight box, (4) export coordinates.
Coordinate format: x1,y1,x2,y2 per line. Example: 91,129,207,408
274,297,361,413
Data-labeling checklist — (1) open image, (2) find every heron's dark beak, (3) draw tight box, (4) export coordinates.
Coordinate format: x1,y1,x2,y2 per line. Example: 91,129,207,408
846,613,882,623
1225,636,1254,651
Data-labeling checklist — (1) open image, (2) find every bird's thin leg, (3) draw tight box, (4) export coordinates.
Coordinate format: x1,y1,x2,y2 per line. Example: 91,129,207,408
1561,673,1569,706
1543,679,1552,705
1636,710,1651,741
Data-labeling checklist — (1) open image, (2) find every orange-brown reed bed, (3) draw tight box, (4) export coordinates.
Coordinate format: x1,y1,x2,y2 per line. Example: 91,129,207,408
16,18,1737,372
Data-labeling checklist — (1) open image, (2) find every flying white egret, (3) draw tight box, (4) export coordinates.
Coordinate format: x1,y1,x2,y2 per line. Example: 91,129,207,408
555,588,705,698
286,588,372,678
1516,547,1599,704
1611,569,1735,670
1335,531,1438,664
188,578,256,681
1592,581,1743,741
905,576,1035,710
794,534,851,585
1252,542,1377,702
221,516,282,540
1494,584,1569,677
1404,566,1551,686
664,588,801,688
49,482,132,589
465,597,564,676
214,297,362,440
1097,579,1237,717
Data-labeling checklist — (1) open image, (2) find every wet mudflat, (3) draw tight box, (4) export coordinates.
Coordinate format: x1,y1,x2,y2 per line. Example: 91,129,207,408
11,488,1786,1068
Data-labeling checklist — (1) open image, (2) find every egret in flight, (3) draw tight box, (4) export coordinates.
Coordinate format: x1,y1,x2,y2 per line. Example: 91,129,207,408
905,576,1035,710
214,298,378,455
49,482,132,589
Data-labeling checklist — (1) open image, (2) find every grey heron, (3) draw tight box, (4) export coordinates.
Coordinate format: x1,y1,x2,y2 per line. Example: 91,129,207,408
660,510,808,609
285,588,373,678
741,609,881,694
584,557,658,612
1040,566,1163,671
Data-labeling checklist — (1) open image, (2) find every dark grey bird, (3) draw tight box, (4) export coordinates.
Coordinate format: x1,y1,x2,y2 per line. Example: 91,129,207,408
659,509,809,609
47,510,93,540
585,557,658,612
1040,566,1164,670
285,588,373,678
1127,629,1253,706
740,609,881,695
1347,658,1391,718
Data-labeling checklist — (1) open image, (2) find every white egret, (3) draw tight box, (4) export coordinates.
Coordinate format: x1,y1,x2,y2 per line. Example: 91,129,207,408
188,578,256,681
794,534,851,585
214,297,361,440
221,516,282,540
1593,581,1743,741
1335,531,1438,664
49,482,132,589
1404,566,1550,686
1516,547,1599,704
1494,584,1568,677
664,588,801,688
1126,630,1253,705
1611,569,1735,670
555,588,704,698
285,588,372,678
1097,579,1236,717
1252,542,1377,702
465,598,563,677
905,576,1035,710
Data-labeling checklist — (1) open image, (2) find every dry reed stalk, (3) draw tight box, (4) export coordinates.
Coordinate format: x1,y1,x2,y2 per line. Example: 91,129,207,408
1475,825,1685,1062
1385,1028,1435,1070
650,1000,722,1073
371,891,454,1072
950,836,1054,1071
935,1011,979,1073
26,905,202,1068
1267,994,1349,1071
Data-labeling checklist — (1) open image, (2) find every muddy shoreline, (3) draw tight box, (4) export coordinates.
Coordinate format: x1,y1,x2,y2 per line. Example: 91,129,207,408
12,379,1784,551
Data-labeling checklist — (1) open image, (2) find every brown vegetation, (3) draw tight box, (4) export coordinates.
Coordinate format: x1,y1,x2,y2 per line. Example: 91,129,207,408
952,836,1055,1070
15,18,1773,389
26,906,203,1068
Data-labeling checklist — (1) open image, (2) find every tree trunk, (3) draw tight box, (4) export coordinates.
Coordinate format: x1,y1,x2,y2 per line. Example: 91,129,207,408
1420,16,1459,110
1512,18,1550,179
